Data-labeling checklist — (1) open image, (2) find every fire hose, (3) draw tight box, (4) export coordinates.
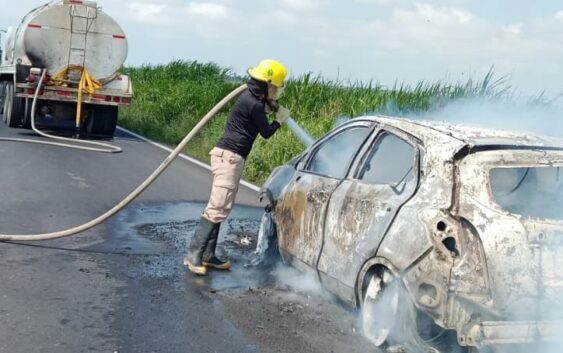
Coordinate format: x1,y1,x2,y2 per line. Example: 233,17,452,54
0,69,248,241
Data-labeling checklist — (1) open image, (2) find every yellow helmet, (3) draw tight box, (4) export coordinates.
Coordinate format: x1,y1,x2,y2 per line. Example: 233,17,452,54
248,59,288,87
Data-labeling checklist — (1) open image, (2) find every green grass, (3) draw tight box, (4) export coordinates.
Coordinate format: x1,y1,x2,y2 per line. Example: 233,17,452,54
120,61,506,185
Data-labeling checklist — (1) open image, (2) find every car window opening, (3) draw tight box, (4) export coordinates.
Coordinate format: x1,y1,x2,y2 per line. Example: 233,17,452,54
305,126,371,179
359,133,416,186
490,166,563,220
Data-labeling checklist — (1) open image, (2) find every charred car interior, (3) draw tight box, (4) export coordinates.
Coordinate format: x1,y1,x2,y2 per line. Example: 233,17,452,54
259,116,563,352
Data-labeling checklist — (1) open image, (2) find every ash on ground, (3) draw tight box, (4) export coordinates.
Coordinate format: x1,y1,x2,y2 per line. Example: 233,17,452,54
105,201,376,353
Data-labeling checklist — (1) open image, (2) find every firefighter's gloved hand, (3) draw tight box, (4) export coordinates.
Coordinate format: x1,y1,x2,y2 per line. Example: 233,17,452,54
275,106,290,124
265,99,279,114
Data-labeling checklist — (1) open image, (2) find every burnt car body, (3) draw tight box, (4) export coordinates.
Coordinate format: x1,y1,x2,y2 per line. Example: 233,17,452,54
260,116,563,351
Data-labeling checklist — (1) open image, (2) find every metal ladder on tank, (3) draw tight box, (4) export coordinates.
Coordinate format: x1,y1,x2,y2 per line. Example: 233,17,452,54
67,4,98,131
68,5,98,75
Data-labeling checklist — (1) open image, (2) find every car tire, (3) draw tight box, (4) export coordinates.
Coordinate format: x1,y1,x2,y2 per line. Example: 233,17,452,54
361,267,467,353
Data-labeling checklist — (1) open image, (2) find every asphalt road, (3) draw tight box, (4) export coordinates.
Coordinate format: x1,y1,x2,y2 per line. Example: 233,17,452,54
0,121,373,353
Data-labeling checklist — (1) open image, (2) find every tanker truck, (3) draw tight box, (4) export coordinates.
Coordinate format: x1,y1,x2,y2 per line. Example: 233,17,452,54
0,0,132,138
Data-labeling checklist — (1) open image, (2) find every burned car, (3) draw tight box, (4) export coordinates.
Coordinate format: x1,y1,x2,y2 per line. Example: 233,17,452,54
259,116,563,352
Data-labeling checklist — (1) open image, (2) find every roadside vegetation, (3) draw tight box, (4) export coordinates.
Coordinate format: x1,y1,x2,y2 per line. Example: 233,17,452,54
120,60,507,184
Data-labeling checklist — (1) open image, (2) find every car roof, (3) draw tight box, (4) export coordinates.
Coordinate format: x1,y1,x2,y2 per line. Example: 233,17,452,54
355,115,563,151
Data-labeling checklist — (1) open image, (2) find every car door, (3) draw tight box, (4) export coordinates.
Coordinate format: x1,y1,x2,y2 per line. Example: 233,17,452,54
317,128,420,303
275,121,374,272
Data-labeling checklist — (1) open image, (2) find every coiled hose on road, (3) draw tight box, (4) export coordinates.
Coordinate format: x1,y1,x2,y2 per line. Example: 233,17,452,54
0,69,248,241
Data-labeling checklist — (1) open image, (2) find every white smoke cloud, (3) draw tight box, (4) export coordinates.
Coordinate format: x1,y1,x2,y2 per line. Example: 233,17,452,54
415,97,563,138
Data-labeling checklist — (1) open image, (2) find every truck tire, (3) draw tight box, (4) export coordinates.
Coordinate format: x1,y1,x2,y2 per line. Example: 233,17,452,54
83,105,118,138
22,98,33,129
4,82,25,128
2,82,10,123
0,82,6,116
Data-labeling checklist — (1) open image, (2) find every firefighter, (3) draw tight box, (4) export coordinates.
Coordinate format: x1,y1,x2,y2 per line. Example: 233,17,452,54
184,59,290,275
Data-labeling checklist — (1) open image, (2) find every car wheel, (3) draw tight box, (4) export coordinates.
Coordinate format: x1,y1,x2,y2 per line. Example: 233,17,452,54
361,267,401,347
361,267,466,353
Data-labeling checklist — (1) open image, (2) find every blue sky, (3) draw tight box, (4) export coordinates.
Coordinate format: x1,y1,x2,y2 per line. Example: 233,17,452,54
1,0,562,97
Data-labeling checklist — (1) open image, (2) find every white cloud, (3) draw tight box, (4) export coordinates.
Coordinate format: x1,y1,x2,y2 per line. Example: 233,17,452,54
127,2,166,24
556,11,563,21
451,9,473,23
353,0,396,5
270,10,298,25
261,1,561,93
281,0,324,12
397,3,473,26
185,2,229,19
502,23,522,35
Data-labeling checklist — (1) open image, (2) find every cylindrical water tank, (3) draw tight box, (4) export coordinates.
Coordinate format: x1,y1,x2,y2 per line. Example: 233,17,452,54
10,0,127,82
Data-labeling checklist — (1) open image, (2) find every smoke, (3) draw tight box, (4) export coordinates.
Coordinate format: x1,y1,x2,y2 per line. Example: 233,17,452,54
249,209,329,297
270,264,332,300
294,94,563,148
398,96,563,138
335,115,352,127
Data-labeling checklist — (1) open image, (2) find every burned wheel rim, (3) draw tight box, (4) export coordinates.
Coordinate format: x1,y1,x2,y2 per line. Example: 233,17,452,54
361,270,464,353
361,269,400,346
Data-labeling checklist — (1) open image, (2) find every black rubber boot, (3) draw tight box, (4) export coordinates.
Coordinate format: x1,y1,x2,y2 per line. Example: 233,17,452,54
183,217,216,275
202,223,231,270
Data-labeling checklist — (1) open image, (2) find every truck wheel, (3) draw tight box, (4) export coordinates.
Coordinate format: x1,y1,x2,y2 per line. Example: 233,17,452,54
83,105,118,138
4,82,25,128
3,82,11,123
20,99,32,129
0,82,6,116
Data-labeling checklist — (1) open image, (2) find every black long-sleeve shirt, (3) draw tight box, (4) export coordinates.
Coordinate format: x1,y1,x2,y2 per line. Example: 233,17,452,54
216,79,280,159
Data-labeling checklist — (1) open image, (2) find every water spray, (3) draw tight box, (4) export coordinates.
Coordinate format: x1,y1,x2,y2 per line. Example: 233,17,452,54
287,117,314,147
